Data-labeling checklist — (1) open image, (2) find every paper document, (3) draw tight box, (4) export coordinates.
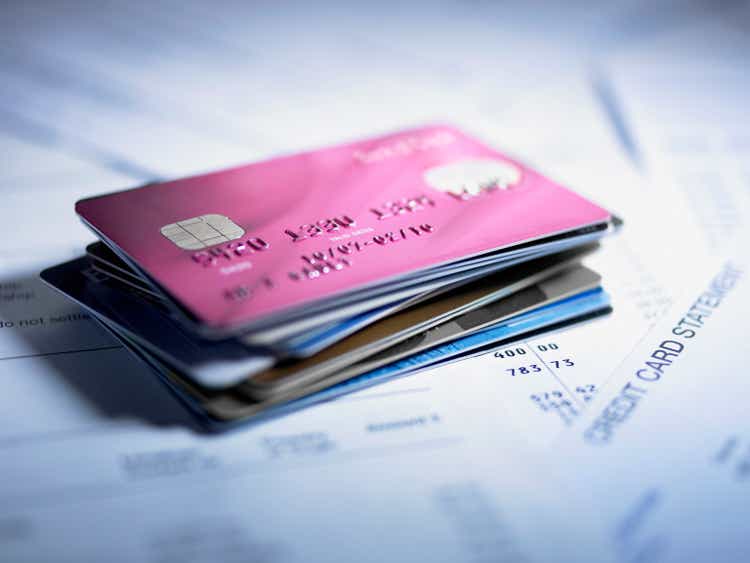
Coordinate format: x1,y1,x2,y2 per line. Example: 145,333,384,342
531,251,749,562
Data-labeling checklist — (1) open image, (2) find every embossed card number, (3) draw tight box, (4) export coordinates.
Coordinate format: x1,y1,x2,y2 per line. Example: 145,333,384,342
284,215,356,243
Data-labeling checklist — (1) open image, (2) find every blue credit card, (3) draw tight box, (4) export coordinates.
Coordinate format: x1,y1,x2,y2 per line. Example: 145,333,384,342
131,287,610,430
288,288,610,408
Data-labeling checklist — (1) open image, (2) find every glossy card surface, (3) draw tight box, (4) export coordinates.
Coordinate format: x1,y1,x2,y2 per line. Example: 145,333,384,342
76,125,611,332
239,253,598,398
40,258,275,388
117,287,610,427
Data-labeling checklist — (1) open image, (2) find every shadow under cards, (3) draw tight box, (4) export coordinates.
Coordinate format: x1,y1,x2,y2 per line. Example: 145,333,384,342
0,268,203,432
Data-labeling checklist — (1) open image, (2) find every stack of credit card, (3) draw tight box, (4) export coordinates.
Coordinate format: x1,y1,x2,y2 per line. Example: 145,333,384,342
41,125,620,428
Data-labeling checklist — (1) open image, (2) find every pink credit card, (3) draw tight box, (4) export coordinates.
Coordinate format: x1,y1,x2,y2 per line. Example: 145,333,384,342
76,125,611,334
